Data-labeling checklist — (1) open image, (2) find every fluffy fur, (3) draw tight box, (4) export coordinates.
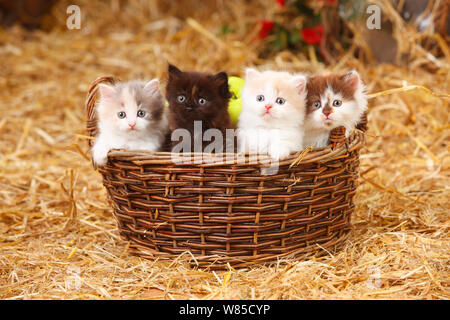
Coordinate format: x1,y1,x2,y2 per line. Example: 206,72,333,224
237,68,307,160
166,64,233,152
303,70,367,148
92,79,169,166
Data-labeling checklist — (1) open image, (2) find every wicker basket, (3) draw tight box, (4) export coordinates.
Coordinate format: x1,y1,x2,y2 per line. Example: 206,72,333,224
85,76,367,268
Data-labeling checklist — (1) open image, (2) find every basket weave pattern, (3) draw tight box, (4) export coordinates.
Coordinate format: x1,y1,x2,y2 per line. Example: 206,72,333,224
86,76,367,268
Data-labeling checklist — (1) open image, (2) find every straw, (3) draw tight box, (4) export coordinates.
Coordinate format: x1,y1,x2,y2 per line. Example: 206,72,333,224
0,0,448,300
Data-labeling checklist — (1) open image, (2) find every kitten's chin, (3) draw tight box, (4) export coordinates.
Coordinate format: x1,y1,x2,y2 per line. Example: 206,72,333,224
319,115,334,126
125,128,139,134
261,112,277,120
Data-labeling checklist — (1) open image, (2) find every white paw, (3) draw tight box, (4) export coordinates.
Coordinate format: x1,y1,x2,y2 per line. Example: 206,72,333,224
92,147,109,166
268,145,292,161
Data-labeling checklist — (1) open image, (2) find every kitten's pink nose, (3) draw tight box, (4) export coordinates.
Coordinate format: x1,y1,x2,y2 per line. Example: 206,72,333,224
264,105,272,113
323,107,332,117
128,122,136,129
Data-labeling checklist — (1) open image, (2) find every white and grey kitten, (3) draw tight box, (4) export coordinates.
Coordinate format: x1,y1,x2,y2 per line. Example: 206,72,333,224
237,68,307,160
303,71,367,148
92,79,168,166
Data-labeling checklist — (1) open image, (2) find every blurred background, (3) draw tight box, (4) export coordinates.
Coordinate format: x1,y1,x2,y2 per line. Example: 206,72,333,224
0,0,448,299
1,0,449,63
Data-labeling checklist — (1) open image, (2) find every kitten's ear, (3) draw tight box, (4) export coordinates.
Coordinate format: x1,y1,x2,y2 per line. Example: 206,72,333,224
292,74,307,94
245,68,260,81
342,70,361,90
144,79,160,95
213,71,228,85
168,64,182,79
98,84,116,100
213,72,230,98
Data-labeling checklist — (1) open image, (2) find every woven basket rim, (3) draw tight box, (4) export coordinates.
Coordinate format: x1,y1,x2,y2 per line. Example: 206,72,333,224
101,130,362,167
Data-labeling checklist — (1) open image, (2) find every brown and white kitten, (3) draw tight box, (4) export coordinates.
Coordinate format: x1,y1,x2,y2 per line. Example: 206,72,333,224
165,64,233,152
303,71,367,148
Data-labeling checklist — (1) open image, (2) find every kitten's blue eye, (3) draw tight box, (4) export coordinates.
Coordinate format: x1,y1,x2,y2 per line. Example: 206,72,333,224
333,100,342,107
276,97,285,105
256,95,265,102
117,111,126,119
198,98,207,105
177,95,186,103
313,101,321,109
137,110,146,117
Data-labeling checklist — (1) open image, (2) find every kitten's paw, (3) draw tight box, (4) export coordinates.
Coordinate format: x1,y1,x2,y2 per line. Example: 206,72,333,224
268,146,292,161
141,142,159,152
92,148,109,166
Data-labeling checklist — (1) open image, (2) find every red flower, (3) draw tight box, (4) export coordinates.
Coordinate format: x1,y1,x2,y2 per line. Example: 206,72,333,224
258,20,275,39
276,0,286,7
301,25,324,45
319,0,336,4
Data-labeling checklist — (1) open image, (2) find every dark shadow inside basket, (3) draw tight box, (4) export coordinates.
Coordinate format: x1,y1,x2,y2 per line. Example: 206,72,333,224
85,76,368,269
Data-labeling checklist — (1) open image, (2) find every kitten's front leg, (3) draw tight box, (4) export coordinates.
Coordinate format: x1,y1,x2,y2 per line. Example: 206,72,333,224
140,141,160,152
268,143,292,161
237,128,260,154
92,139,111,166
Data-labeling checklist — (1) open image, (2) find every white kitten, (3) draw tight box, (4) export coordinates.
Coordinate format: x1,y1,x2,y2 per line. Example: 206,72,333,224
303,70,367,148
92,79,168,166
237,69,307,160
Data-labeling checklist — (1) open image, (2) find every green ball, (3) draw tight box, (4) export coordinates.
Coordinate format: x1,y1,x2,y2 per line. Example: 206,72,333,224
228,76,244,125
